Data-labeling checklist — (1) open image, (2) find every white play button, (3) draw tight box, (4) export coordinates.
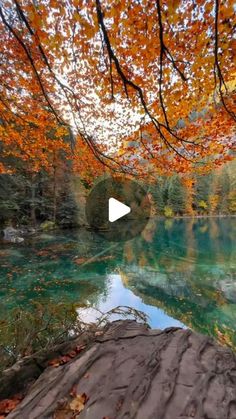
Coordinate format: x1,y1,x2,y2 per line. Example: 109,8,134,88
108,197,131,223
86,178,151,241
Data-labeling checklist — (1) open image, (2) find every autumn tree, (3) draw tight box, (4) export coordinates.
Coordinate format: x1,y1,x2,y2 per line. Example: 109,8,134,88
0,0,235,182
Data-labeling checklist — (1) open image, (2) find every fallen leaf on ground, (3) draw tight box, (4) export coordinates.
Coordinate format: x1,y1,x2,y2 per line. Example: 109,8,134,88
60,355,73,364
0,395,23,415
54,391,89,418
53,407,71,419
48,359,61,367
69,393,89,413
48,346,86,367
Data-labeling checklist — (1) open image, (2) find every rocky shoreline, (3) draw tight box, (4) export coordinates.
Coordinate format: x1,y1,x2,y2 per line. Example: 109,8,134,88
0,320,236,418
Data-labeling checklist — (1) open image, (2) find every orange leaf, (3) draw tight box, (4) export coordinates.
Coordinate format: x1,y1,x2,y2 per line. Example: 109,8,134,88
69,393,89,413
0,395,23,415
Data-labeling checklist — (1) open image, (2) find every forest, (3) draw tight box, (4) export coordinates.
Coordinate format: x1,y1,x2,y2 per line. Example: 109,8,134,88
0,0,235,417
0,0,235,236
0,157,236,228
0,0,235,202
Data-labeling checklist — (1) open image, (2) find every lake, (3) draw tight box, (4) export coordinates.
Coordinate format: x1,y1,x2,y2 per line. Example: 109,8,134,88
0,217,235,348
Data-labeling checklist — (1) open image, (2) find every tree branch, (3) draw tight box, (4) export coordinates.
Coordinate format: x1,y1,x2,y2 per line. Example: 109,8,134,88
96,0,193,161
214,0,235,121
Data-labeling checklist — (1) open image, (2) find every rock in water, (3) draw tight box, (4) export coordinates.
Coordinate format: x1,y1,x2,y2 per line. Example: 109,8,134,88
3,227,24,243
3,321,236,419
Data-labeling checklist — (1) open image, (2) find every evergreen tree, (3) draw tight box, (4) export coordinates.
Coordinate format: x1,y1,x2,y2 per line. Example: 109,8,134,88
217,167,231,213
150,177,165,214
193,173,212,213
167,175,186,215
57,193,78,227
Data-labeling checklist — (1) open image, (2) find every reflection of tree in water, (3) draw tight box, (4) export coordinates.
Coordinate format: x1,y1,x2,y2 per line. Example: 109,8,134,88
0,229,127,370
0,219,235,352
0,228,115,311
121,218,236,348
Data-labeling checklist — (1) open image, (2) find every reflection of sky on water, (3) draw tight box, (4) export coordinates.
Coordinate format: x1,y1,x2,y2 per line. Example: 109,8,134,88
77,274,185,329
1,218,235,345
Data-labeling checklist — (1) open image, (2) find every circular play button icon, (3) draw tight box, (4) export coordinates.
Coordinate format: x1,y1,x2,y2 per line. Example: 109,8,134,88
86,177,151,241
108,197,131,222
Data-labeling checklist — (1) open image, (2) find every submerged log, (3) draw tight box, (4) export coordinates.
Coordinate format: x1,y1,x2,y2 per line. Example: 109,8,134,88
3,320,236,419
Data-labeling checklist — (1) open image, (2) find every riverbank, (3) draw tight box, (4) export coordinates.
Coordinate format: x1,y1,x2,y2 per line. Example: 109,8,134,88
1,214,236,243
1,320,236,418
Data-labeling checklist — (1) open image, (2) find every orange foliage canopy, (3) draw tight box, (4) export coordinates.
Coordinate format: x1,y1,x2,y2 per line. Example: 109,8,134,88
0,0,235,181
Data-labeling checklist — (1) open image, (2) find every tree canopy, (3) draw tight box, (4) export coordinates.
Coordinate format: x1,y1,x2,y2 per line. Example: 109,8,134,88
0,0,235,181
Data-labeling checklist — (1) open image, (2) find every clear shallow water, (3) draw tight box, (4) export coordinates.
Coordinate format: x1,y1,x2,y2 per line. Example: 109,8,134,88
0,217,235,346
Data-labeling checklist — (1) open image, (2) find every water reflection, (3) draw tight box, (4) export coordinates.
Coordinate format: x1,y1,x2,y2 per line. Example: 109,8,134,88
77,274,185,329
121,217,236,346
0,217,235,347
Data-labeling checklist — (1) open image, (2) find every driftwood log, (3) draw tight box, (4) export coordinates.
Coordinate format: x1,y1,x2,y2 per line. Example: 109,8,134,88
1,320,236,419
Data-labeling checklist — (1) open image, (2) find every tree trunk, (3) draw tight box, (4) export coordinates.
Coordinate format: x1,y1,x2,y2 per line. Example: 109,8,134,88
52,153,57,224
30,174,37,226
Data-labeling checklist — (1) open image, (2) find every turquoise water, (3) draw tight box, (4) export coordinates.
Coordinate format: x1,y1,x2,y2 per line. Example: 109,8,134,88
0,217,235,346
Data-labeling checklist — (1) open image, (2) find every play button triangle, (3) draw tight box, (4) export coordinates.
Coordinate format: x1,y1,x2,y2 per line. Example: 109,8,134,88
108,197,131,223
86,177,151,241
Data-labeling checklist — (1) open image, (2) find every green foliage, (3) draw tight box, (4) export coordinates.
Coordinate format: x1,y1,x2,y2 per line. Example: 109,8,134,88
40,220,56,231
0,152,235,225
0,174,25,224
164,206,174,218
0,304,147,372
57,194,78,228
0,302,78,371
150,160,236,217
0,158,79,228
228,191,236,213
198,200,208,210
194,173,212,206
149,179,165,214
167,175,186,215
217,168,231,213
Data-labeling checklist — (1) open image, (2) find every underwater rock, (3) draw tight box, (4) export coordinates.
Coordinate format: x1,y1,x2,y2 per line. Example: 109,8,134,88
219,278,236,302
3,227,24,243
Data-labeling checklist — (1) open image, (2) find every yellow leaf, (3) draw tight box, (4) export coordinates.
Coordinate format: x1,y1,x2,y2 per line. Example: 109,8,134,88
69,393,88,413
